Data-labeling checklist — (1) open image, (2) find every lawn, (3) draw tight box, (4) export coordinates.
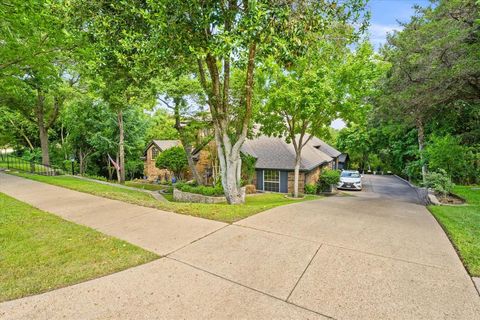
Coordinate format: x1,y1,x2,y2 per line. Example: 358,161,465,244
429,185,480,277
10,172,319,223
0,193,158,302
125,181,168,191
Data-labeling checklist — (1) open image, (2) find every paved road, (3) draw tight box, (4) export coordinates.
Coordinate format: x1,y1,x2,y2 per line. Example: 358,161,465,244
1,173,479,319
344,174,423,204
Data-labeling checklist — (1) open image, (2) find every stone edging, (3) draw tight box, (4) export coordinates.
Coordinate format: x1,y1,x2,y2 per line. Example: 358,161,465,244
173,188,227,204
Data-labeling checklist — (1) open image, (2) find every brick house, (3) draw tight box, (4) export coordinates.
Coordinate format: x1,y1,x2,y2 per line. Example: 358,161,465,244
241,135,340,193
144,135,341,193
143,139,217,183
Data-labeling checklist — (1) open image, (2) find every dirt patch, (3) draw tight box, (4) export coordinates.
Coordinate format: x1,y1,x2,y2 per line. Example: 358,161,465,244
436,193,465,205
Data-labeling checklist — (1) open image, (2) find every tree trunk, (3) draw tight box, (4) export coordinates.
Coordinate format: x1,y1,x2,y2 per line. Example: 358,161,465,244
117,110,125,184
293,152,301,198
38,120,50,166
173,99,204,185
416,118,427,183
215,130,245,204
35,92,50,166
115,153,121,183
78,148,89,176
107,157,113,181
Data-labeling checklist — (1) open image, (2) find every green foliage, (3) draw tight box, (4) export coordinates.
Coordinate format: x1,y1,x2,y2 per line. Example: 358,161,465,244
175,182,224,197
241,153,257,185
318,169,341,192
145,109,178,142
304,184,318,195
155,146,188,178
424,169,455,199
424,135,476,184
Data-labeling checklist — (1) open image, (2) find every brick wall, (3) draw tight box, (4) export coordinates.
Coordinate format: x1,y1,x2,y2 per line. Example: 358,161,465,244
287,171,306,194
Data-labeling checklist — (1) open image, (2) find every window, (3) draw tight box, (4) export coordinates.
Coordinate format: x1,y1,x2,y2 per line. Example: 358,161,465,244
152,147,160,159
263,170,280,192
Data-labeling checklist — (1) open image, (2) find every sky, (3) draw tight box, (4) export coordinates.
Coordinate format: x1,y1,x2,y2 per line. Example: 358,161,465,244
330,0,431,130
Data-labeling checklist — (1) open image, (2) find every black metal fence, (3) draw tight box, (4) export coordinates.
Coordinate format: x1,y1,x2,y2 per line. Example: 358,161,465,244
0,151,63,176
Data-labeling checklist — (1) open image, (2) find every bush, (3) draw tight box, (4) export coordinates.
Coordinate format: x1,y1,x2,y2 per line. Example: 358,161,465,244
175,182,224,197
424,134,472,183
423,169,455,199
318,169,340,192
155,146,188,178
304,183,317,195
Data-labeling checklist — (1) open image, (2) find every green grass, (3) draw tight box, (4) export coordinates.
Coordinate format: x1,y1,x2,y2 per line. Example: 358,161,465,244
429,185,480,276
124,181,168,191
0,192,158,302
11,172,320,223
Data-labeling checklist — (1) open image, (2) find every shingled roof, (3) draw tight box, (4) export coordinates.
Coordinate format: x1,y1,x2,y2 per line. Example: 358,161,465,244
241,135,334,171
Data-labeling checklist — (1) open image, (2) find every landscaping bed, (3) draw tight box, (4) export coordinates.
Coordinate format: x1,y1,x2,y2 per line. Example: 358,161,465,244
0,193,158,302
429,185,480,276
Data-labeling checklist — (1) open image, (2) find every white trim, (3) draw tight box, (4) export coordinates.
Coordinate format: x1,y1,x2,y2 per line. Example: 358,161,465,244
263,169,281,193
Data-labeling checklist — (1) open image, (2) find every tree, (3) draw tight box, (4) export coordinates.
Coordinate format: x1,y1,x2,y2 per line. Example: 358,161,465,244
378,0,480,182
155,74,210,185
259,40,380,197
68,0,157,183
155,146,188,180
145,109,178,142
151,0,369,203
0,1,78,165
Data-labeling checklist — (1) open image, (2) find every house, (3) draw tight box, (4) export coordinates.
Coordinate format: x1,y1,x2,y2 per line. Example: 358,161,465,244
337,153,349,170
143,134,341,193
241,135,339,193
143,139,216,183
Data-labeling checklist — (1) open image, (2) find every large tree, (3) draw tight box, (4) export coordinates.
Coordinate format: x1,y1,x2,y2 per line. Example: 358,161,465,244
68,0,156,183
378,0,480,182
151,0,369,203
259,41,381,197
0,1,77,165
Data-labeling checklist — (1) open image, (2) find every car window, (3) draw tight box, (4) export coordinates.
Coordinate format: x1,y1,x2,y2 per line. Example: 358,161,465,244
341,172,360,178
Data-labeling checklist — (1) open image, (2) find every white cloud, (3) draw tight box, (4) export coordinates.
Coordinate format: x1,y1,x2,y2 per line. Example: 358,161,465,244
330,119,346,130
369,23,402,49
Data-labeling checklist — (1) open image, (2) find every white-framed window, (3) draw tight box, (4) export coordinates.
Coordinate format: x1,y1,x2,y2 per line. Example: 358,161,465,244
263,170,280,192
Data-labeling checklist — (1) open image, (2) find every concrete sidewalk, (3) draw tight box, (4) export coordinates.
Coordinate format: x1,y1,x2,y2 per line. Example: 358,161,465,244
1,173,479,319
0,173,225,255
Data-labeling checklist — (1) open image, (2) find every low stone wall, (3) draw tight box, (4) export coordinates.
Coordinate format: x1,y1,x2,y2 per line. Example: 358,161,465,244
173,188,227,204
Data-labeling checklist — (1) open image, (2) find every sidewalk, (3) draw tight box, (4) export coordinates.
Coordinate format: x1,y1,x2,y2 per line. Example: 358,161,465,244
0,173,225,255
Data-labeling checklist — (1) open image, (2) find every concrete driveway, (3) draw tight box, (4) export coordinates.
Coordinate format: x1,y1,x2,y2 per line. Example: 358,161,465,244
1,174,479,319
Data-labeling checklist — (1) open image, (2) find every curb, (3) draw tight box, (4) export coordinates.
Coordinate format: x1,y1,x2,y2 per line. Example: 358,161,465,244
393,175,430,206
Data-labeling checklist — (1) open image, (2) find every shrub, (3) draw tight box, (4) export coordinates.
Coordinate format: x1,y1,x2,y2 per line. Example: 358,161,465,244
175,182,224,197
423,169,455,200
155,146,188,178
318,169,340,192
304,183,317,195
424,134,472,183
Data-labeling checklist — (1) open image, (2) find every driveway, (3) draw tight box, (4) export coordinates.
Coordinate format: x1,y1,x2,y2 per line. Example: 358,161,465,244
1,174,479,319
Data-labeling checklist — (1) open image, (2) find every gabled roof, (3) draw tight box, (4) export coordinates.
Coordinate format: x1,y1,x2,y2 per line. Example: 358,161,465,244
143,140,181,156
241,135,333,171
338,153,349,163
152,140,181,151
307,135,342,158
